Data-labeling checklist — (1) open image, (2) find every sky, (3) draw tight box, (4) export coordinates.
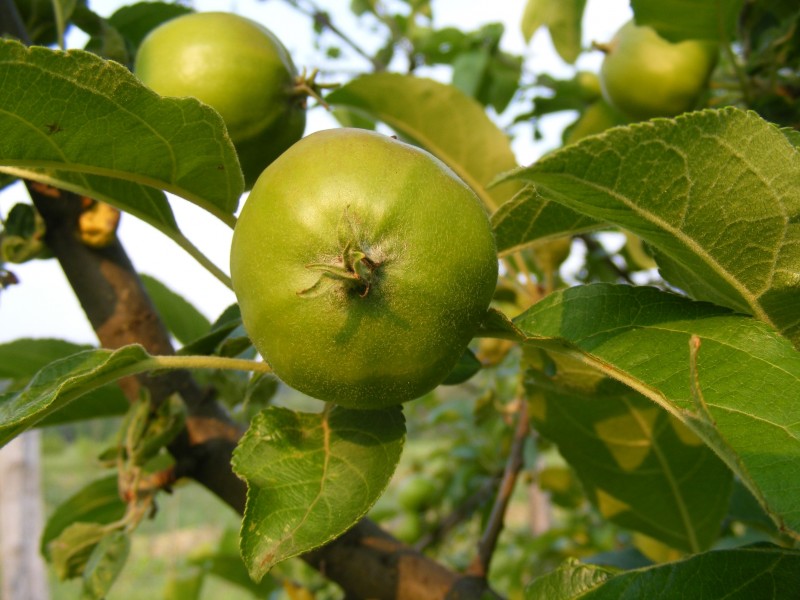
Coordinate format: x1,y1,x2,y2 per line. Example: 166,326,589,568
0,0,632,345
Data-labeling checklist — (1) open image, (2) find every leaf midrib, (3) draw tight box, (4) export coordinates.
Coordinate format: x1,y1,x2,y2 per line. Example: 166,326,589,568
269,414,333,563
534,175,774,328
1,54,181,183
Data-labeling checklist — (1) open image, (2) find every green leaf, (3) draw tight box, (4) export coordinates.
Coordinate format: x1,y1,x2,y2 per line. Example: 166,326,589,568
0,345,153,446
232,405,406,580
411,26,467,64
525,558,614,599
50,522,111,580
13,0,76,46
81,530,130,600
521,0,587,63
452,48,491,98
0,39,242,225
189,529,277,596
491,185,598,255
128,393,185,466
513,283,800,539
41,475,127,558
326,72,520,211
782,127,800,149
441,348,482,385
526,365,732,552
631,0,744,43
0,338,89,381
1,203,48,263
476,306,520,340
0,338,129,425
503,108,800,347
106,2,194,53
483,53,523,113
20,171,183,242
53,0,80,48
163,568,204,600
177,305,243,357
72,5,129,65
526,72,602,119
580,544,800,599
727,479,776,533
140,274,211,345
0,338,129,427
331,107,376,130
36,385,129,426
563,99,629,145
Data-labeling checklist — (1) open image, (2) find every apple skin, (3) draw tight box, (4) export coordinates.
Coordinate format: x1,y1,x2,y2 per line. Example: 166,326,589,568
230,128,498,409
134,12,305,189
600,20,718,121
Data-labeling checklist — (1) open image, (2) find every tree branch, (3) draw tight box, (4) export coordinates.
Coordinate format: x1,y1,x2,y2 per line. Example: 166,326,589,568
282,0,387,71
27,185,497,599
578,234,635,284
3,7,499,592
414,474,502,553
467,400,529,578
28,184,247,509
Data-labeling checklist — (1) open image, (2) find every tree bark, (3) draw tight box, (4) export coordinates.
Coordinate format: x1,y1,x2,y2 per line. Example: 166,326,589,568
0,2,499,593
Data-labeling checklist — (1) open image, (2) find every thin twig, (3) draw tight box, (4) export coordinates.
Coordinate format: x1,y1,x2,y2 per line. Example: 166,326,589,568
467,399,529,578
413,473,502,552
281,0,385,71
6,11,502,596
500,256,537,305
510,252,541,301
25,175,499,600
579,234,635,284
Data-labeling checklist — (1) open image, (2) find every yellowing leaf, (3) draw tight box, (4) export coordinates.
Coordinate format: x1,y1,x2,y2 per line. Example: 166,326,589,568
504,108,800,347
327,73,520,211
521,0,587,63
517,283,800,540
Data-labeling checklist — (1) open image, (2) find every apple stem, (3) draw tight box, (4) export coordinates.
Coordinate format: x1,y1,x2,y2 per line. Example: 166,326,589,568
293,68,339,110
298,207,381,299
591,41,612,54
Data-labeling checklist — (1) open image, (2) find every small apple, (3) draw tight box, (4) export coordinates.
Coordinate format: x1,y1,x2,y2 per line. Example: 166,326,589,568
599,20,717,120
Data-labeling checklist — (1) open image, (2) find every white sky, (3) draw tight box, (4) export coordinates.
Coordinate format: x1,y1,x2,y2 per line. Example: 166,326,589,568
0,0,632,345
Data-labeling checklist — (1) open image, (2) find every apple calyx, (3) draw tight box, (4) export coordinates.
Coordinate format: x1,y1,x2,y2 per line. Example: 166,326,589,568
299,208,382,299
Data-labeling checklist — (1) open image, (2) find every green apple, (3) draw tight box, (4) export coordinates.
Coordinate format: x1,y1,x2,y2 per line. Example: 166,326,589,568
134,12,305,189
563,98,629,144
599,20,717,120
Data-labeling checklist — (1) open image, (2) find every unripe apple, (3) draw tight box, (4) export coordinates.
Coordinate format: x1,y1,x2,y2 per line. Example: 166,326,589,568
599,20,717,120
134,12,305,189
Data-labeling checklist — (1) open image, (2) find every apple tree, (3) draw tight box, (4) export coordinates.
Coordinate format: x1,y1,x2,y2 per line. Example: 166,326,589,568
0,0,799,598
